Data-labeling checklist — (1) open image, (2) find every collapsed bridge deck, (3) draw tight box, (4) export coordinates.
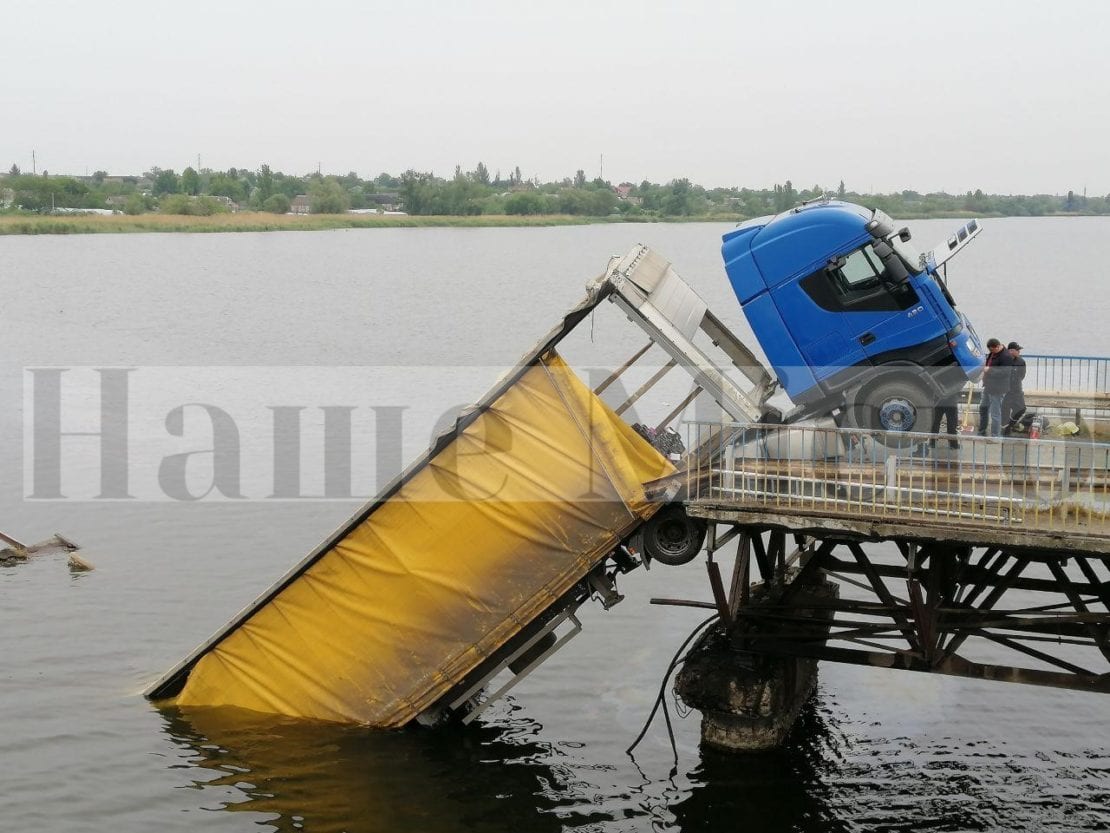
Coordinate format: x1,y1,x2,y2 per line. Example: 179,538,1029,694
650,422,1110,719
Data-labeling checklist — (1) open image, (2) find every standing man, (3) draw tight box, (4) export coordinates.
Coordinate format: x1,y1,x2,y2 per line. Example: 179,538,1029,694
978,338,1014,437
1003,341,1027,434
930,392,960,449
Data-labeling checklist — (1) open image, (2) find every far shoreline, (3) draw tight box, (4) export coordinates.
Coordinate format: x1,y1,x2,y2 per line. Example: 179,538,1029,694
0,209,1105,236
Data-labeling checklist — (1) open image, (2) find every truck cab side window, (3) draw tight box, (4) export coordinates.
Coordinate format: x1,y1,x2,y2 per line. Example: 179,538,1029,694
835,247,885,296
800,244,920,313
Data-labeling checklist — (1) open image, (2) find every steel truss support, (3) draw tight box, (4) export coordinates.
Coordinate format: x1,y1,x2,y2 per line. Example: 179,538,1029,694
690,523,1110,694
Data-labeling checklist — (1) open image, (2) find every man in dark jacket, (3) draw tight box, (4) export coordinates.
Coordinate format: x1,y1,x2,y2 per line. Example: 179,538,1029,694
978,338,1014,437
1003,342,1027,434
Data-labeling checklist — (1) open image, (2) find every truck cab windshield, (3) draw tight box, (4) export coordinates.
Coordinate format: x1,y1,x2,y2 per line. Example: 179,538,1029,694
889,235,924,274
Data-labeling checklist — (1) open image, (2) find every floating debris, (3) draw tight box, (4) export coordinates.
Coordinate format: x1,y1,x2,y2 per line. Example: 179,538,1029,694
0,532,86,570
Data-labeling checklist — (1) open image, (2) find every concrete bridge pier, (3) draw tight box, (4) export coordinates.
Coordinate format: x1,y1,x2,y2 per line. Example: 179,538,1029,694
674,564,837,752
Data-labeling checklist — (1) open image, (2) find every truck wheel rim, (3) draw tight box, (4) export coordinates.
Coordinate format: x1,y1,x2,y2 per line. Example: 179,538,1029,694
656,519,692,554
878,397,916,431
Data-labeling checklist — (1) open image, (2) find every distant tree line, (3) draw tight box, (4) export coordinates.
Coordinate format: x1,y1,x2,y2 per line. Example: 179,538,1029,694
3,160,1109,219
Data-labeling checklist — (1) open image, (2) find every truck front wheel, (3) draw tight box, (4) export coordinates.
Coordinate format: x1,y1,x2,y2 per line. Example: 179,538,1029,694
848,378,933,437
641,505,706,566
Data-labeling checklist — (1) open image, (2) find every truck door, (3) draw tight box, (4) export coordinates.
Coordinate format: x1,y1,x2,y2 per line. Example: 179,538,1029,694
770,263,871,391
809,244,939,364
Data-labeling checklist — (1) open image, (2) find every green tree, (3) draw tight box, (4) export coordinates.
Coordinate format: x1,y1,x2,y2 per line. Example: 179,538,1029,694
309,179,350,214
207,172,248,204
152,169,180,196
256,164,274,202
474,162,490,185
7,174,91,211
574,169,586,188
123,194,148,215
837,180,846,199
772,180,796,212
504,191,551,215
160,194,229,216
8,163,19,176
660,178,695,216
158,194,192,214
399,170,437,214
181,166,200,196
263,193,291,214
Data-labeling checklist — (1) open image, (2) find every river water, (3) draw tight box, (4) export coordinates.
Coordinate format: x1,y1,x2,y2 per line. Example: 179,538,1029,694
2,218,1108,832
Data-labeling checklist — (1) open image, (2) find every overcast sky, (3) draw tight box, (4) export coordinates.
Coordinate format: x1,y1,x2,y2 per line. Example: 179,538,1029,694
3,0,1108,194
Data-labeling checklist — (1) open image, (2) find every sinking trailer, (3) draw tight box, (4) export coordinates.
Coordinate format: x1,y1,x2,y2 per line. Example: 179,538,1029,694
147,245,779,726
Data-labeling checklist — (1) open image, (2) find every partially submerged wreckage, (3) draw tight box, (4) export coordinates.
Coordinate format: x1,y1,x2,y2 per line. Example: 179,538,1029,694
147,221,1110,751
147,244,785,727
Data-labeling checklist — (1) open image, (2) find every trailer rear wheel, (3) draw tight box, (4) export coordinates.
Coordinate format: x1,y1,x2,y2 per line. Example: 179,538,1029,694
642,505,706,566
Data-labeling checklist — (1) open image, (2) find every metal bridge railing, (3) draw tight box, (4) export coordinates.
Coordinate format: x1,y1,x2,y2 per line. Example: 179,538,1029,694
683,422,1110,537
1022,354,1110,395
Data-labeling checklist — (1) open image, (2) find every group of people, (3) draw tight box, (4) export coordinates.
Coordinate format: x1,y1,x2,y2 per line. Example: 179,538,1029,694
978,339,1027,437
931,339,1027,444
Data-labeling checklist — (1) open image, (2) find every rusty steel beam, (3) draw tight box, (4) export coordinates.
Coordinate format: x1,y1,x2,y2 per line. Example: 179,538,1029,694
1046,560,1110,663
972,630,1099,677
815,554,1107,598
738,640,1110,694
690,525,1110,696
751,531,771,581
706,560,733,627
727,533,751,615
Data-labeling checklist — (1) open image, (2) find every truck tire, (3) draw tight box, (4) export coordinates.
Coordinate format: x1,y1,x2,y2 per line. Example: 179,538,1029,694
642,505,706,566
848,377,933,438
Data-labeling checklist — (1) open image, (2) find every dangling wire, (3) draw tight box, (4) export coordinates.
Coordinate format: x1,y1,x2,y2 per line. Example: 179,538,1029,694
625,614,720,765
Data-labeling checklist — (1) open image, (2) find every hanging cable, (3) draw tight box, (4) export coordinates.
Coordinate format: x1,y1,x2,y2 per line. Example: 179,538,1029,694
625,613,719,763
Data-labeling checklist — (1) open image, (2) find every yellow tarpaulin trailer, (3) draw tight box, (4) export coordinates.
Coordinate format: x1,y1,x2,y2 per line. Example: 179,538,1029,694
149,245,774,726
149,350,672,725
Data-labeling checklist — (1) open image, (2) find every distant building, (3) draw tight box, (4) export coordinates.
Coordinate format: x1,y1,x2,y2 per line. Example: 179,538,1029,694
615,182,641,206
290,194,311,214
74,175,136,186
205,195,240,212
51,207,117,216
366,192,402,211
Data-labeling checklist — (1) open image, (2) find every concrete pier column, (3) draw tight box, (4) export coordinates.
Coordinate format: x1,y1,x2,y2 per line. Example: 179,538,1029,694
675,574,837,752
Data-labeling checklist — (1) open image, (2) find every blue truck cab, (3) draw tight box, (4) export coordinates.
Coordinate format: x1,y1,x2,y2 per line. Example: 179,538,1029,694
722,200,984,432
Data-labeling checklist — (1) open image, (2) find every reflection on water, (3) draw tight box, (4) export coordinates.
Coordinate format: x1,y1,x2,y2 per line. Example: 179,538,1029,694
671,704,851,833
164,693,1109,833
163,699,862,833
162,703,578,833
